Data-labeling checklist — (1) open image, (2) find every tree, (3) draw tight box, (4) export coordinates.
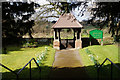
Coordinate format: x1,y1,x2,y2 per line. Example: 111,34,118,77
35,2,87,21
36,1,120,42
2,2,39,39
89,2,120,40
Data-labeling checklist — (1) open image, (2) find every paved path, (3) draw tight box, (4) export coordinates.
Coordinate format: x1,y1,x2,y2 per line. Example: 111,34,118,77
49,49,89,80
53,49,83,68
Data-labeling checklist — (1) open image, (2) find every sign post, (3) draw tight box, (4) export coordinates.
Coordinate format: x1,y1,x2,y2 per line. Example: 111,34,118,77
89,30,103,46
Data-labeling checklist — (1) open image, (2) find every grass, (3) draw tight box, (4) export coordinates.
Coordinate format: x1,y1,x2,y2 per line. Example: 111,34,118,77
0,44,55,79
1,43,119,79
79,44,119,79
80,45,118,65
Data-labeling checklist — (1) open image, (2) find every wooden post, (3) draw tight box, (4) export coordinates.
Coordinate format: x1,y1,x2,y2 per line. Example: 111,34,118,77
75,29,82,49
54,30,56,40
77,31,80,39
80,31,81,40
54,29,57,40
55,29,57,39
58,29,61,49
75,29,77,49
58,29,61,41
101,39,103,46
76,31,77,40
73,29,75,48
90,39,91,46
53,29,60,50
89,34,91,46
79,29,82,48
73,29,76,39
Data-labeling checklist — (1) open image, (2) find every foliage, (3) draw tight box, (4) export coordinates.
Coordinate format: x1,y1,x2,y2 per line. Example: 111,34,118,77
89,2,120,38
85,48,100,67
22,39,38,48
82,29,88,34
35,2,120,40
103,37,114,45
81,29,88,37
36,47,48,65
36,2,87,21
2,2,39,39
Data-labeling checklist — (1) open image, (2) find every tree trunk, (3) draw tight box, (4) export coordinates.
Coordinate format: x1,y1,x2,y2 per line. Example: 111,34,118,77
28,29,33,39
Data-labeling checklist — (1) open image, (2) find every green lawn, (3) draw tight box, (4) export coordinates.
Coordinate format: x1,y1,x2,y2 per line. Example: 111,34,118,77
1,44,119,79
0,45,55,79
80,44,119,79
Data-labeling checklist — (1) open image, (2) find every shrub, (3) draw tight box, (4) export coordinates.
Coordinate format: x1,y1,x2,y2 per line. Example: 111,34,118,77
22,39,38,48
36,47,48,65
82,29,88,34
85,48,100,67
102,37,114,45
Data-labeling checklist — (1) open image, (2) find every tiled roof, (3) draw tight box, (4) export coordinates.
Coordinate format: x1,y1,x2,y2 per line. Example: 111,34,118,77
52,13,83,29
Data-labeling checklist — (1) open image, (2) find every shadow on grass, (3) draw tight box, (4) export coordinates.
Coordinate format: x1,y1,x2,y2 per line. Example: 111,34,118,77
98,63,120,80
49,67,89,80
2,38,53,54
2,45,24,54
1,66,50,80
1,63,120,80
82,38,100,48
2,37,101,54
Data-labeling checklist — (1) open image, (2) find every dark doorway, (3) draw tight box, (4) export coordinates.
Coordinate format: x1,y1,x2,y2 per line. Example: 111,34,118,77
60,39,75,49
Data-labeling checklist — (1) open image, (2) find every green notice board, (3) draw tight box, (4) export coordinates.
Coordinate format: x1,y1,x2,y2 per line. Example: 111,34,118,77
90,30,103,39
89,29,103,45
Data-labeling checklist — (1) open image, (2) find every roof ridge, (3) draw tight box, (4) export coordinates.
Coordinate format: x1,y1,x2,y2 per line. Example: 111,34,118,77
52,13,83,29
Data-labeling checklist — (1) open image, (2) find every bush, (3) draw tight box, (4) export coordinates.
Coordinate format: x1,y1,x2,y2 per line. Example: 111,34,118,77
82,29,88,34
36,47,48,65
22,39,38,48
102,37,114,45
85,48,100,67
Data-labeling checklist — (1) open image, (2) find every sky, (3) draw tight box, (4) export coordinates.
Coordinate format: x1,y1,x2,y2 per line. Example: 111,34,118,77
34,0,93,22
2,0,93,22
72,2,93,22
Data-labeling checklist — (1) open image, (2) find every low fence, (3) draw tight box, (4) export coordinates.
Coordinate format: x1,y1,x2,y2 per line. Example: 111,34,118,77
0,58,41,80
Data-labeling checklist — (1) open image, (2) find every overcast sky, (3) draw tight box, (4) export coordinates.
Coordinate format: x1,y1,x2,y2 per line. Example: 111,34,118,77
1,0,93,21
34,0,93,22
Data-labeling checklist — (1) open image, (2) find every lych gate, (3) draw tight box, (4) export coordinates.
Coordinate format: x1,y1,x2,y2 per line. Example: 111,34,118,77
52,13,83,50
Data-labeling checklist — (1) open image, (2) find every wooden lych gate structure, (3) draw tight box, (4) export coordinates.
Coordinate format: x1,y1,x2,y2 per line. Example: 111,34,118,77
52,13,83,50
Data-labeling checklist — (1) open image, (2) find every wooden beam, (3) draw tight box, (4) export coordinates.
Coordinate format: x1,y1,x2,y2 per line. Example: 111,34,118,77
58,29,61,41
54,30,55,40
54,29,58,40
